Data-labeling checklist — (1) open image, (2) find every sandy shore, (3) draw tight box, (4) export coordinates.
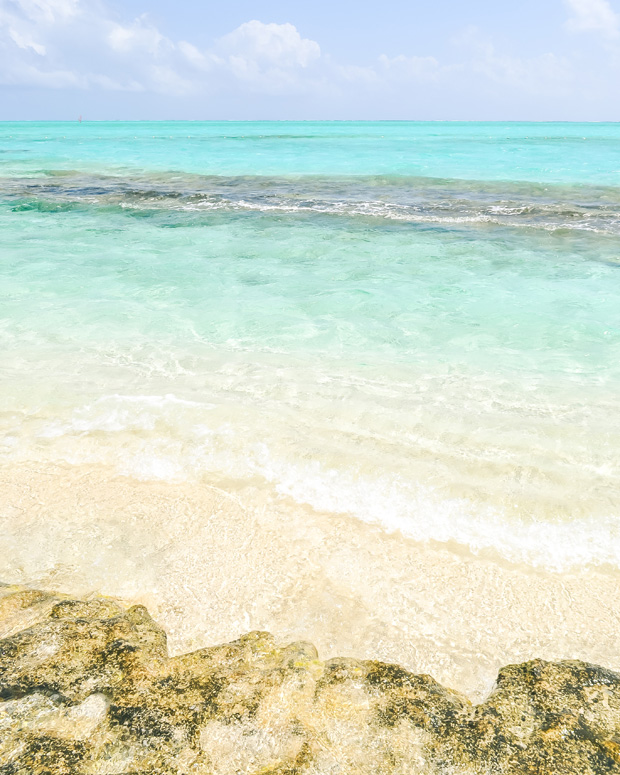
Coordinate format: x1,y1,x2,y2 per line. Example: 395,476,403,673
2,461,618,700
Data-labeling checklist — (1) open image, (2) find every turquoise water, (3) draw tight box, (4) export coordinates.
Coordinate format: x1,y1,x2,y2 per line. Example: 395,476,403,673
1,122,620,569
4,121,620,183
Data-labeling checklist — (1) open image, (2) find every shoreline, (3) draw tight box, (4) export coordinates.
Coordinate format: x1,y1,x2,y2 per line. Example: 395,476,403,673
2,461,619,701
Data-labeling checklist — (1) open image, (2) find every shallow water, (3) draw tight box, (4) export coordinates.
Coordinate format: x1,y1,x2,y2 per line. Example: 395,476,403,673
1,122,619,692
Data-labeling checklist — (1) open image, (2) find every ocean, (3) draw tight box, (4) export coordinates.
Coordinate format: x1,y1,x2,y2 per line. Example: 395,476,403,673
1,121,619,697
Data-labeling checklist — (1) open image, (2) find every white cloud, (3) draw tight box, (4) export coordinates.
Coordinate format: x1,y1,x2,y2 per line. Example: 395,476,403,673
0,3,326,94
13,0,80,24
178,40,209,70
337,63,380,85
0,0,184,91
13,63,82,87
378,54,442,81
107,17,168,57
454,26,574,94
0,0,616,115
8,26,46,54
208,21,322,94
217,20,320,69
476,49,572,92
565,0,620,37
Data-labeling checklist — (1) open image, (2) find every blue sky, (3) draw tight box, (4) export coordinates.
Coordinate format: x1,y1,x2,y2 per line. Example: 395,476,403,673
1,0,619,119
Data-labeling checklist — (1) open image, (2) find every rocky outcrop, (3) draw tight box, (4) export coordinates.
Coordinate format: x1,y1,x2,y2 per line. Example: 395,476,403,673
1,584,619,774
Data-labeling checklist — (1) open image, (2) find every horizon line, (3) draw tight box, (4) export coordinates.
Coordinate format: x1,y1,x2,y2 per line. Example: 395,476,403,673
1,118,620,124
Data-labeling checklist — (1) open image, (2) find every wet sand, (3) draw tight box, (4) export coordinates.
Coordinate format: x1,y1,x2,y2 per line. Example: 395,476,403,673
2,461,619,701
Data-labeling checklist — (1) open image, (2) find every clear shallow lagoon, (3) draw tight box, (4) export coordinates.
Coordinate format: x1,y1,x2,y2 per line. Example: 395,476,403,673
1,122,619,692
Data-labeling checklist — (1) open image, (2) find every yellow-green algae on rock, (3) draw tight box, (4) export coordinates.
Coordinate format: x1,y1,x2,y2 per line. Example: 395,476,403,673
1,584,620,774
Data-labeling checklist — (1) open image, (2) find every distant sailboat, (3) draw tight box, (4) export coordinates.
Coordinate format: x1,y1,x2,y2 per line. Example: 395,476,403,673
78,115,82,123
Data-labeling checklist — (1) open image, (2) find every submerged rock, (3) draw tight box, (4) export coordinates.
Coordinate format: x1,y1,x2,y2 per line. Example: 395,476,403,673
1,584,619,774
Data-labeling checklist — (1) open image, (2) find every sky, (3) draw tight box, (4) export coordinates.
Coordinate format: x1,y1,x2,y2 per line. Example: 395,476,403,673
0,0,619,120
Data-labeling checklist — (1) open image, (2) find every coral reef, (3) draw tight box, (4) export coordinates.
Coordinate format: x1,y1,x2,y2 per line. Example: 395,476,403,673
1,584,619,774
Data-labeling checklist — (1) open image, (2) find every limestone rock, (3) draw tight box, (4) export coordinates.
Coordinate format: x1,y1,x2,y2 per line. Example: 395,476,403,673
0,585,619,774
